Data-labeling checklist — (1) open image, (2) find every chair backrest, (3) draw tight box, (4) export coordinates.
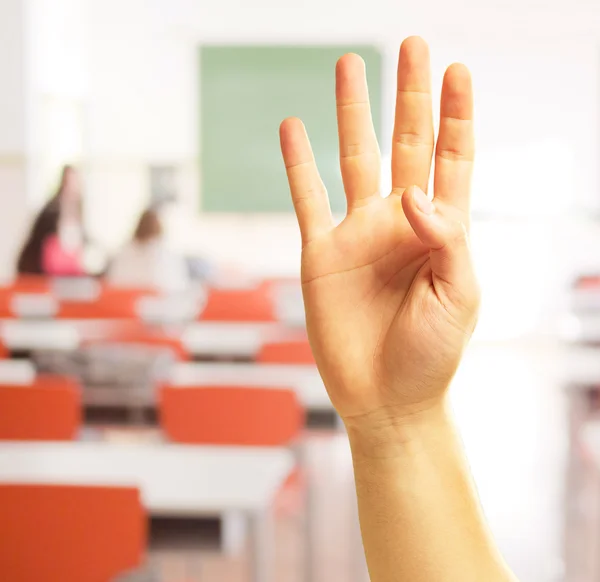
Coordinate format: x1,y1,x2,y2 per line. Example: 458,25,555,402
200,287,276,322
12,276,52,293
159,385,303,446
0,289,14,318
0,375,81,440
58,296,137,319
257,340,315,364
58,287,157,320
0,483,146,582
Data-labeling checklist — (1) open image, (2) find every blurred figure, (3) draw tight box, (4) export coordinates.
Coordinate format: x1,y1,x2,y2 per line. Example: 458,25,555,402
17,165,86,276
107,208,190,293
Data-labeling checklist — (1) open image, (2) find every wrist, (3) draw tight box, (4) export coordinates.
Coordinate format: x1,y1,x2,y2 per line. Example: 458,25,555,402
344,398,454,461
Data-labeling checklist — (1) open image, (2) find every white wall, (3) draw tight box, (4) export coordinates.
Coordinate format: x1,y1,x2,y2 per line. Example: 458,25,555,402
5,0,599,335
84,0,198,254
0,0,28,154
75,0,600,336
28,0,88,207
82,0,600,220
0,0,31,278
0,0,90,279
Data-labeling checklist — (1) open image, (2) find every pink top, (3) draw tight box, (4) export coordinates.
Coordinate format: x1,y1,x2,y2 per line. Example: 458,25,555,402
41,235,84,276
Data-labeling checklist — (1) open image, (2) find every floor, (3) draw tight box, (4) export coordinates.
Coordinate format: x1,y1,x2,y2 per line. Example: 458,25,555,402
109,340,595,582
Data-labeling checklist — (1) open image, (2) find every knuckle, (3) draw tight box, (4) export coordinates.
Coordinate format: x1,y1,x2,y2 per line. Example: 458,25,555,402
394,131,434,148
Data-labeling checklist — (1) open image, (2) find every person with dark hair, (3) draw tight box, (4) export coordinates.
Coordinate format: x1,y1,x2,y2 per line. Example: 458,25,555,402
17,165,86,276
132,208,162,243
107,208,190,293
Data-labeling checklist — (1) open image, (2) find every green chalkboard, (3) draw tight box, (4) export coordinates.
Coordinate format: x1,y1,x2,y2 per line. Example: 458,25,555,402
200,45,382,213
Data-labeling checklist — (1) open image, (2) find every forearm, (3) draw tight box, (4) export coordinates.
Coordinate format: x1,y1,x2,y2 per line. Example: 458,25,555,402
346,400,517,582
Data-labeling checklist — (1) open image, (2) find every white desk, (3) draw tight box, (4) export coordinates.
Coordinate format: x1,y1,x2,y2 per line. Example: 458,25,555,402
51,277,101,301
171,361,332,411
0,319,306,360
0,359,36,384
137,294,204,324
1,320,80,351
0,441,294,582
0,319,167,352
181,322,307,359
9,293,58,318
0,441,292,514
182,322,275,359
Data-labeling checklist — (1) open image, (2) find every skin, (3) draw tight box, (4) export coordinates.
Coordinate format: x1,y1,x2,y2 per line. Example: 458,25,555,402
280,36,518,582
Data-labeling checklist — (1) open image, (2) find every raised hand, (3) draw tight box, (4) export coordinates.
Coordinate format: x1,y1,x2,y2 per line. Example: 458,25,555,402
280,36,479,424
280,39,520,582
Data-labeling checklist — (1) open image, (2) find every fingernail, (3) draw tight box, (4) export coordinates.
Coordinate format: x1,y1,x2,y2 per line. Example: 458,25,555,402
412,186,434,215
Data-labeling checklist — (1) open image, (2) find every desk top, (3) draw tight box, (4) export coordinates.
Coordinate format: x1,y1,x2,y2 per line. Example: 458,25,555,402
182,322,304,357
0,441,294,515
171,361,332,410
182,322,271,357
0,319,305,357
1,320,80,351
0,359,36,384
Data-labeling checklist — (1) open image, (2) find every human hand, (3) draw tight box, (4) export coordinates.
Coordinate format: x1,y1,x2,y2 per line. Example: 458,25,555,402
279,37,479,427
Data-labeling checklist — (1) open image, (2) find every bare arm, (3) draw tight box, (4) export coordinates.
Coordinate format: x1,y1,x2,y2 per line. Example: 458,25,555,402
348,405,516,582
279,36,519,582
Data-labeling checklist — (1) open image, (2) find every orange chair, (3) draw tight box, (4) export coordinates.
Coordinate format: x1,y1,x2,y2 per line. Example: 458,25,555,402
12,276,52,293
58,286,158,320
159,385,304,446
0,375,81,440
0,484,146,582
257,340,315,365
58,296,138,319
0,289,15,318
200,287,276,322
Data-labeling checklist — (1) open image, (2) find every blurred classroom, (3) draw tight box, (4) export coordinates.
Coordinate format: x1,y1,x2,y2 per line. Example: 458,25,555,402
1,0,600,581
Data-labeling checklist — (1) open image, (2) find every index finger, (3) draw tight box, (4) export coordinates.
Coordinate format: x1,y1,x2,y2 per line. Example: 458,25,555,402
280,117,333,246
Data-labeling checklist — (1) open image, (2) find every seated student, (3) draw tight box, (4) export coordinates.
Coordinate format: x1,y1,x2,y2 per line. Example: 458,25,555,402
17,165,86,276
107,208,190,293
279,37,518,581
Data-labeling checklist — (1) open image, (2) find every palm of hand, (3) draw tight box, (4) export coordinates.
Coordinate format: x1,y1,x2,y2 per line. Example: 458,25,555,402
281,38,479,420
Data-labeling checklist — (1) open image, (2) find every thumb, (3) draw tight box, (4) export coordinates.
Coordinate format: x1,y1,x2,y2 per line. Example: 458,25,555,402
402,185,479,311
